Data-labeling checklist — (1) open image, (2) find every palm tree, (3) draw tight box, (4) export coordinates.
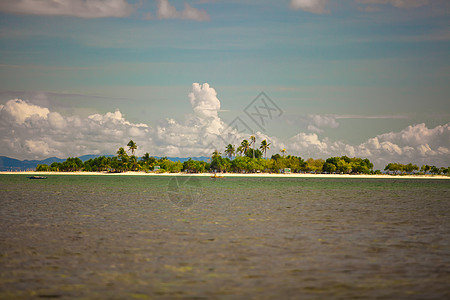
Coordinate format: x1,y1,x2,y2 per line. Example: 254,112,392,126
142,152,150,163
117,147,127,159
236,145,244,156
116,147,128,171
141,152,152,170
224,144,235,159
129,155,138,171
127,140,137,155
250,135,256,159
260,139,271,159
241,139,250,156
212,149,221,159
280,148,286,158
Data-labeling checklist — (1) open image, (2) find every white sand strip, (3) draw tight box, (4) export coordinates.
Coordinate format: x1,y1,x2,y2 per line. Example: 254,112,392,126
1,171,449,179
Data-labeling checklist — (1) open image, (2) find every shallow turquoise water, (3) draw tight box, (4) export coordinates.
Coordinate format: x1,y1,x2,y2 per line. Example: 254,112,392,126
0,175,449,299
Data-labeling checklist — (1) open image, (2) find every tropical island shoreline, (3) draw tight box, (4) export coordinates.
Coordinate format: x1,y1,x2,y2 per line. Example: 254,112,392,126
4,140,448,178
1,171,449,179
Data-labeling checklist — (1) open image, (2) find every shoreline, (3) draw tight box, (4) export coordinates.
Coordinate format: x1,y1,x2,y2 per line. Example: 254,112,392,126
1,171,449,179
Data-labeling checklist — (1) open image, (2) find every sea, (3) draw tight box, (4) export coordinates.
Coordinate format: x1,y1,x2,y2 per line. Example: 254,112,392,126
0,174,449,299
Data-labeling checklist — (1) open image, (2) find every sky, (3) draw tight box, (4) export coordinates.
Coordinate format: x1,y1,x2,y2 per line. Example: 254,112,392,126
0,0,449,169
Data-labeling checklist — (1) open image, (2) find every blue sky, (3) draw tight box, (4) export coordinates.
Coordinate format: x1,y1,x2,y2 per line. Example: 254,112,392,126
0,0,449,169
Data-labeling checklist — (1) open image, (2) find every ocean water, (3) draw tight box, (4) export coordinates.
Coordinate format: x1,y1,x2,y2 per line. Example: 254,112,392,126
0,175,449,299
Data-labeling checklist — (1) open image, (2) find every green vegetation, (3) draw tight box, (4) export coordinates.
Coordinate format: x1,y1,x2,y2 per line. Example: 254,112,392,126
384,163,449,175
323,156,373,174
384,162,419,174
34,138,449,175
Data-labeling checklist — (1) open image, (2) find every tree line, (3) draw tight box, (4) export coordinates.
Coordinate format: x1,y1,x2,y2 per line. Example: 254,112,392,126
36,140,183,173
384,163,449,175
35,138,449,175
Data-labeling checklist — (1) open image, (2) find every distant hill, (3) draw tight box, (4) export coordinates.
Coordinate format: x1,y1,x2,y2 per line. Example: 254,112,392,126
0,156,65,171
0,155,210,171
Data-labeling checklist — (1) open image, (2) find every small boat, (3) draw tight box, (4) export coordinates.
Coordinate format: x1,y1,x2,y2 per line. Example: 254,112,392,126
211,174,224,178
28,176,47,179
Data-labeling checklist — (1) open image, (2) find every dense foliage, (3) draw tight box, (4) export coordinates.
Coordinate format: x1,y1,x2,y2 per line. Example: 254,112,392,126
35,139,449,175
323,156,373,174
384,163,449,175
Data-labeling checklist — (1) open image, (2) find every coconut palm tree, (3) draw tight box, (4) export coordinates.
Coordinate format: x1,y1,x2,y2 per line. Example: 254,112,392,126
280,148,286,157
141,152,154,170
116,147,128,171
129,155,138,171
260,139,271,159
127,140,137,155
117,147,127,159
212,149,221,159
241,139,250,156
224,144,235,159
236,145,244,156
250,135,256,147
250,135,256,159
142,152,150,163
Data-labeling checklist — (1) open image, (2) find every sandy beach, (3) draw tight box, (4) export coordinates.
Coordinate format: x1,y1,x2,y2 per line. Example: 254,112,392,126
1,171,449,179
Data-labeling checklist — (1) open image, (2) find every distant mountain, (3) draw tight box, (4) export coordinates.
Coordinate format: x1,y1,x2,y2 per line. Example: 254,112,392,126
0,155,210,171
0,156,65,171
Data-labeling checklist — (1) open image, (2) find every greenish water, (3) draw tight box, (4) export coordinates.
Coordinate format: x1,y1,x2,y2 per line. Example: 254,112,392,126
0,175,449,299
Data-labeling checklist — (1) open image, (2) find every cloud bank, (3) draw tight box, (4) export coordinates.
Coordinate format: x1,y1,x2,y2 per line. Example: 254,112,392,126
0,99,149,158
0,0,135,18
289,122,450,168
0,84,448,169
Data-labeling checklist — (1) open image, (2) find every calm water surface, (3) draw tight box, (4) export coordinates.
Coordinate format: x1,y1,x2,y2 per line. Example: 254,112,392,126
0,175,449,299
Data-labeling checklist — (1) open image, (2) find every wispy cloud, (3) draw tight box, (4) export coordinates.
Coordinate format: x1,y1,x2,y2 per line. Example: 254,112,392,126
302,114,408,134
0,0,135,18
291,0,445,15
356,0,429,9
334,114,409,119
306,114,339,133
157,0,210,21
0,0,212,21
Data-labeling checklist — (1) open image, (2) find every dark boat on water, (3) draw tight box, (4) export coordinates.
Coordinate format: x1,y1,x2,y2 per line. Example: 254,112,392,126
28,176,47,179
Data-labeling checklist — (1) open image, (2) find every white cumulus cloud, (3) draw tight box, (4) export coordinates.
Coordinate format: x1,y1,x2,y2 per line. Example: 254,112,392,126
289,122,449,168
356,123,450,167
290,0,329,14
189,83,221,120
152,83,227,155
0,83,227,160
0,0,135,18
289,132,347,158
0,99,49,125
306,114,339,133
0,99,151,159
0,85,449,170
